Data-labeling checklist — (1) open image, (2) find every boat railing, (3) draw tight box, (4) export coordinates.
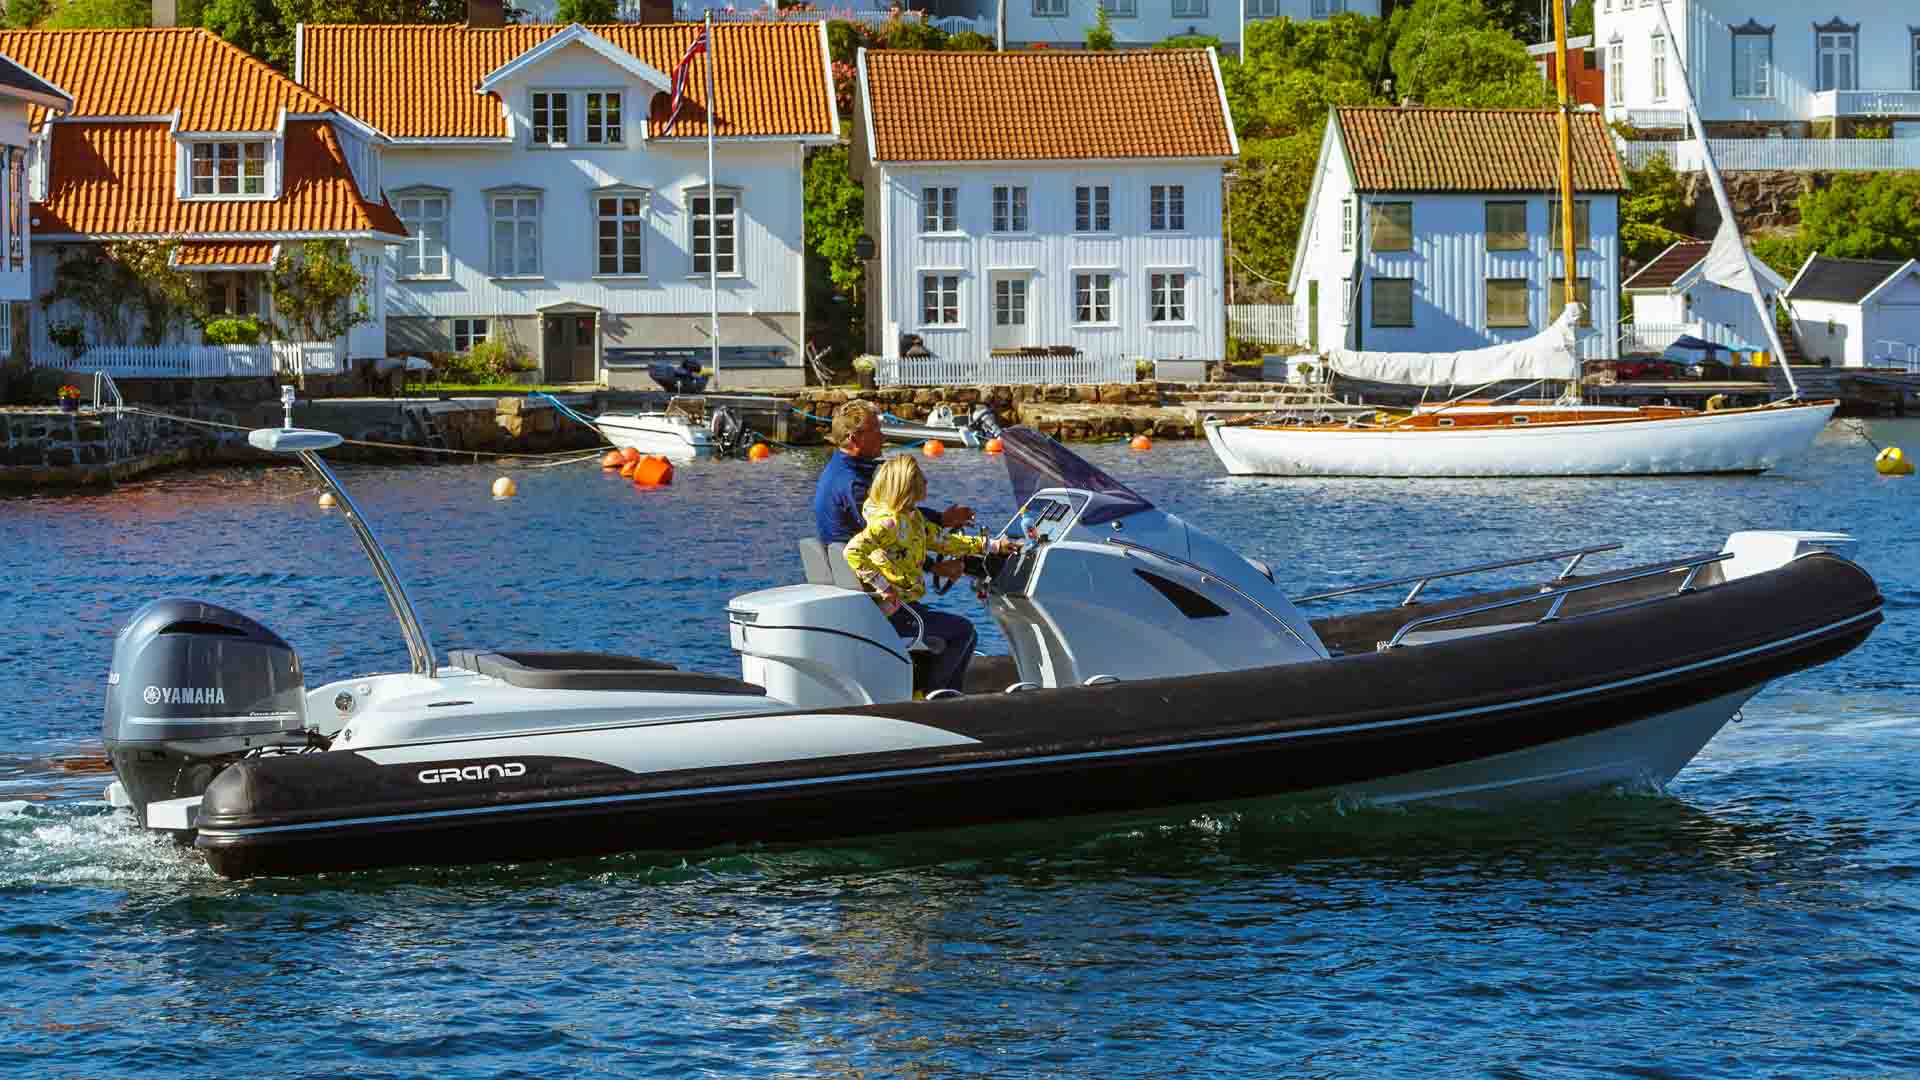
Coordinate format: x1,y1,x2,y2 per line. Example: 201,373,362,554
1380,550,1734,651
1292,542,1624,607
1104,537,1317,655
91,371,125,412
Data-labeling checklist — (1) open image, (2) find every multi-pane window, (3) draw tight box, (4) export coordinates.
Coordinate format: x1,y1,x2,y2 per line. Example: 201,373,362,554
1149,184,1185,231
921,273,960,325
1074,272,1114,324
1485,201,1527,251
490,193,541,277
1172,0,1206,16
1340,276,1352,324
450,318,490,353
994,278,1027,326
596,192,647,276
584,91,623,144
1247,0,1278,15
1551,278,1593,326
1733,26,1773,98
202,272,254,317
1104,0,1136,15
921,186,958,233
691,191,737,275
1309,0,1343,14
190,142,267,196
1075,185,1111,232
1608,43,1623,105
1149,272,1189,323
1549,199,1591,250
1816,26,1857,92
1486,279,1529,328
396,192,448,278
992,185,1029,232
531,91,570,146
1340,198,1354,252
1371,278,1413,327
1371,202,1412,252
1032,0,1065,15
1913,32,1919,91
1650,33,1668,100
5,146,21,271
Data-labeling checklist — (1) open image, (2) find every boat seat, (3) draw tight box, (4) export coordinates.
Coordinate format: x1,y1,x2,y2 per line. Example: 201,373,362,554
825,542,865,592
797,539,833,585
446,649,764,695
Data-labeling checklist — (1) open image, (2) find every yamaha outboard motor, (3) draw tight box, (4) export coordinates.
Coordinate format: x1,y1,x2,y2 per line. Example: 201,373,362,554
103,599,310,827
967,404,1004,442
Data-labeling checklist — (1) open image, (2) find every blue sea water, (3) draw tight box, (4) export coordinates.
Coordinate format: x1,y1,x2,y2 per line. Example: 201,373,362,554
2,421,1917,1079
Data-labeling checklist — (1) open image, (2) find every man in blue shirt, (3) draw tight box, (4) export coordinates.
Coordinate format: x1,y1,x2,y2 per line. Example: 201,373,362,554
813,399,972,544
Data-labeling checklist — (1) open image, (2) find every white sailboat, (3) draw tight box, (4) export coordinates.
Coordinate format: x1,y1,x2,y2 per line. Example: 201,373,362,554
1205,5,1835,479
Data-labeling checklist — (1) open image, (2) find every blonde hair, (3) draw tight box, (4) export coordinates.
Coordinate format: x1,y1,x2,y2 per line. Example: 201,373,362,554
832,399,881,448
867,454,926,516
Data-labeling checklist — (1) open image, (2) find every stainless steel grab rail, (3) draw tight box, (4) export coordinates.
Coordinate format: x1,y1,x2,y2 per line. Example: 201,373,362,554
1293,542,1624,607
91,371,125,412
1104,537,1318,654
1381,550,1733,650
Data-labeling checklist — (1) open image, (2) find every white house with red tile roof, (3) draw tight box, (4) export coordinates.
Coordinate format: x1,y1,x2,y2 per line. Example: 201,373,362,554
0,50,71,355
299,21,838,388
1291,107,1627,361
1620,238,1787,354
852,48,1237,370
0,28,405,372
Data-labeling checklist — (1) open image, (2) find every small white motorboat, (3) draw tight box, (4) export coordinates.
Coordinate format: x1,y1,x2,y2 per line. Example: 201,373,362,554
881,404,1001,448
593,409,716,462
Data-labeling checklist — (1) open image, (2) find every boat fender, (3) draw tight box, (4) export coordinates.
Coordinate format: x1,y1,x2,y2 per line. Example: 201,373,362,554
1705,394,1727,412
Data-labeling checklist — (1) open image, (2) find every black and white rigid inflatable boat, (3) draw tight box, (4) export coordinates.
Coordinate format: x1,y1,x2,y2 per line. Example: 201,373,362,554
101,390,1883,878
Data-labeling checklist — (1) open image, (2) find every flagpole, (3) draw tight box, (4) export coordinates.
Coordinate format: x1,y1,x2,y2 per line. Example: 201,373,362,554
705,12,719,389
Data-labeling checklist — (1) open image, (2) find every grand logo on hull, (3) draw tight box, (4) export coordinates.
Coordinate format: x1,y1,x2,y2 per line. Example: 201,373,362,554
418,763,528,784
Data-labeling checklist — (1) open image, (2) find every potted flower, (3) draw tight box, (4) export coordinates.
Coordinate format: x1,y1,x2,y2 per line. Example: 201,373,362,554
851,354,877,390
57,384,82,413
1295,361,1315,386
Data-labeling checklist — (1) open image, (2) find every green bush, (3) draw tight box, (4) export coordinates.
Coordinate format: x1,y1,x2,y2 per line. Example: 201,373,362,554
203,316,263,345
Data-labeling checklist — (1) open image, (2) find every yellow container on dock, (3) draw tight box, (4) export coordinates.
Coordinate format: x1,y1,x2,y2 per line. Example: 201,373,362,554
1752,351,1770,367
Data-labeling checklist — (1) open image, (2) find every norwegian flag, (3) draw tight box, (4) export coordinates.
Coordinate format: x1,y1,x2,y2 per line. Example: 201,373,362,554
662,26,709,137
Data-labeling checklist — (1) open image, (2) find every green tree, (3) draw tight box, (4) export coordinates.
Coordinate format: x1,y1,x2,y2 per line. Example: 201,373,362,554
41,240,206,346
1794,173,1920,261
804,146,864,297
1227,14,1389,140
3,0,51,27
1750,231,1812,279
268,240,369,342
1618,154,1694,263
1226,131,1326,299
1085,5,1114,51
1569,0,1593,36
826,20,874,65
554,0,615,22
44,0,148,27
1387,0,1549,107
947,30,994,51
1155,33,1223,50
200,0,284,68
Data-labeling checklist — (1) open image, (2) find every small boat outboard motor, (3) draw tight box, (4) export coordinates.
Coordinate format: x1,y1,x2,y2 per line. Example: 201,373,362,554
103,599,311,828
966,404,1003,442
709,405,756,457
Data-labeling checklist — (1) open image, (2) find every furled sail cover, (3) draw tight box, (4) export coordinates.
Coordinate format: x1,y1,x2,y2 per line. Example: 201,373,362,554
1324,304,1583,387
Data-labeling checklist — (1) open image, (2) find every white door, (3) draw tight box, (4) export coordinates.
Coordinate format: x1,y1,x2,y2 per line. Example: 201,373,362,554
1817,31,1856,92
990,273,1030,351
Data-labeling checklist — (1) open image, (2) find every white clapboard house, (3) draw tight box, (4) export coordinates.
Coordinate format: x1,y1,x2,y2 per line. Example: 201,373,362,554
0,50,70,357
850,48,1237,376
299,15,837,388
1620,238,1787,354
1784,254,1920,368
1290,106,1627,360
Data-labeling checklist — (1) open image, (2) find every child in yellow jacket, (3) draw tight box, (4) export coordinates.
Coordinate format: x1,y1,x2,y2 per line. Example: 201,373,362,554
843,454,1016,692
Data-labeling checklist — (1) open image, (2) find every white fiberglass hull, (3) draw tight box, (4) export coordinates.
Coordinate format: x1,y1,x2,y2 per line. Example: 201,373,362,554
595,413,714,462
1205,402,1835,478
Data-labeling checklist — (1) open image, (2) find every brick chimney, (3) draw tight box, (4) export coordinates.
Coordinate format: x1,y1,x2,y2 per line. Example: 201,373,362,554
152,0,176,26
467,0,504,29
637,0,672,24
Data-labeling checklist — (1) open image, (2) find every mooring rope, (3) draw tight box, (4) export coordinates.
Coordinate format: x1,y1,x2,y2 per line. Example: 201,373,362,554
117,405,611,464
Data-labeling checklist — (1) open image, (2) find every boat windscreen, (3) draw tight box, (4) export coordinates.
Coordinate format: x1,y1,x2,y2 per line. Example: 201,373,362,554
999,427,1154,525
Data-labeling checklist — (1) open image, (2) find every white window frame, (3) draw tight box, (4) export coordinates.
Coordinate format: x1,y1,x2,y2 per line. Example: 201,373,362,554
583,90,624,146
689,186,741,277
1075,185,1111,233
487,187,544,279
394,186,450,280
1032,0,1066,15
1072,270,1117,326
1147,270,1192,326
1309,0,1343,15
530,90,571,147
1339,276,1352,325
1247,0,1279,16
919,272,963,328
1340,198,1354,252
1815,23,1858,93
450,318,491,353
594,187,650,278
1104,0,1136,16
186,140,270,199
1650,32,1668,101
991,185,1030,233
1549,199,1592,251
1607,40,1624,106
0,301,10,360
1731,22,1773,100
921,186,959,234
1171,0,1206,17
1149,184,1186,232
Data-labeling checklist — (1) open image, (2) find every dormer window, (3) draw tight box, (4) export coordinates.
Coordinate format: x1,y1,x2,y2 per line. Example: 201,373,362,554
191,141,267,197
531,91,570,147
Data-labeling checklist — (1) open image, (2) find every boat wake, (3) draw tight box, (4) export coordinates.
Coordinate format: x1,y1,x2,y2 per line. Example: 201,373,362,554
0,801,214,887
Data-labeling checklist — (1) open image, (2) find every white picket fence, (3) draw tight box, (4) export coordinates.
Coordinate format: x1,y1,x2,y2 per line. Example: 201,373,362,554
1619,138,1920,172
876,354,1138,387
1617,321,1747,355
47,341,344,378
1227,303,1299,346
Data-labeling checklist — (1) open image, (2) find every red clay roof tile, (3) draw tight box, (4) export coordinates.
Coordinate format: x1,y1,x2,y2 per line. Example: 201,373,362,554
1336,107,1626,193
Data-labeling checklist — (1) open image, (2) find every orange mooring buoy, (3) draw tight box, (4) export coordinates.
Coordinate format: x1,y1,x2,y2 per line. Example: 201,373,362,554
922,439,946,457
620,447,641,465
983,437,1004,455
1130,434,1153,451
601,450,623,470
747,442,773,462
631,455,674,486
619,459,637,477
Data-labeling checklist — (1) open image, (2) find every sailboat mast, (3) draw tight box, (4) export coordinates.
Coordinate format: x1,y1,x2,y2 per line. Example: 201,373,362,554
1551,0,1578,402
